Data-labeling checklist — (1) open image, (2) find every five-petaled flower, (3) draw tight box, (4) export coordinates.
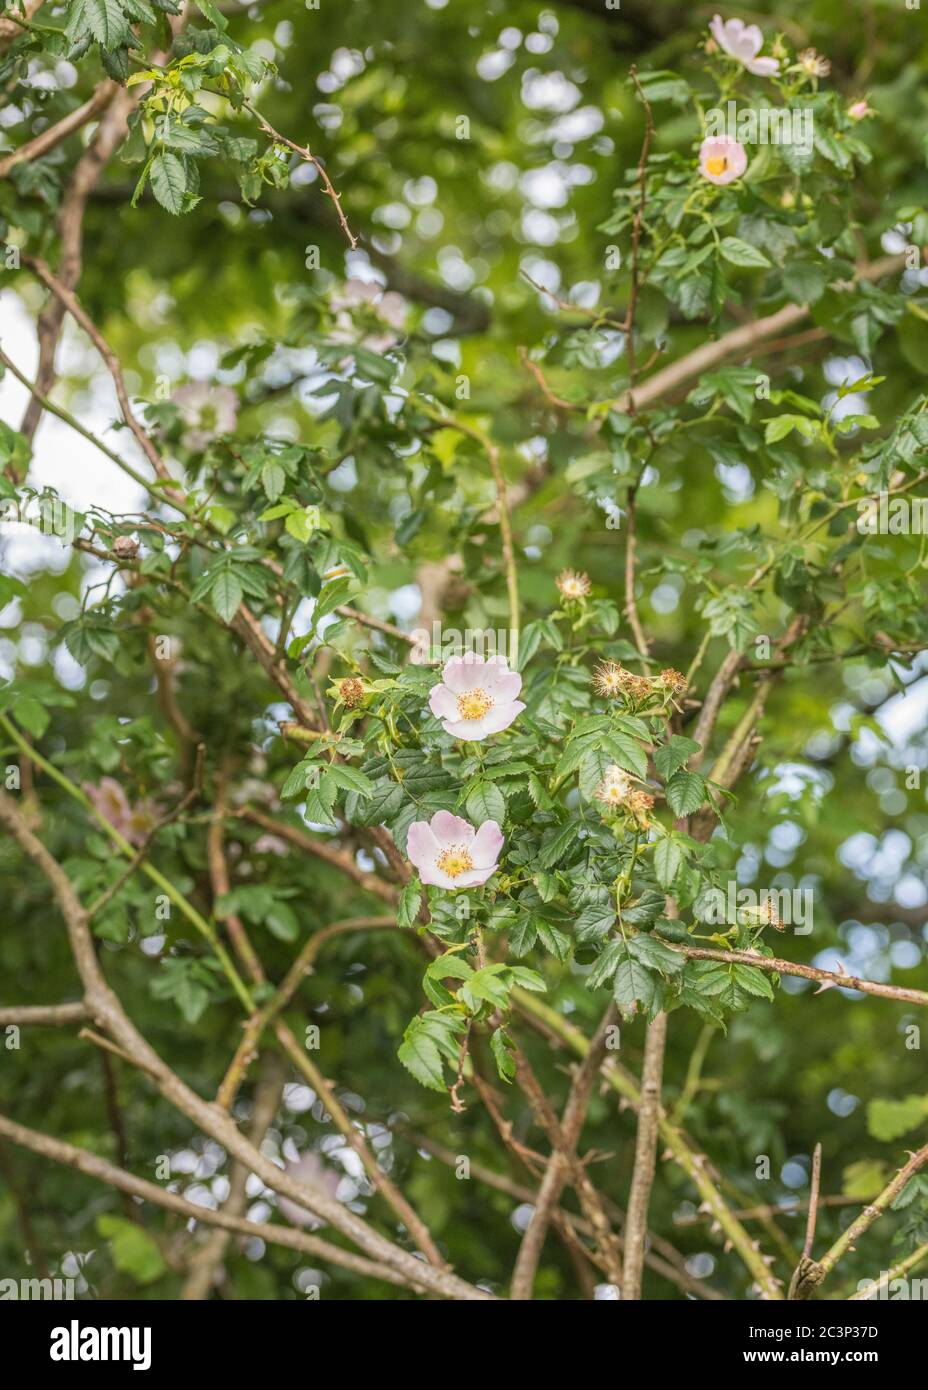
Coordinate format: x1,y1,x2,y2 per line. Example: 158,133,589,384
709,15,780,76
699,135,748,185
407,810,503,889
172,382,239,452
428,652,525,741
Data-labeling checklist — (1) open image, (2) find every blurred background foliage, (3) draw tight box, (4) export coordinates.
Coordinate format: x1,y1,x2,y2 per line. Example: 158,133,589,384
1,0,928,1300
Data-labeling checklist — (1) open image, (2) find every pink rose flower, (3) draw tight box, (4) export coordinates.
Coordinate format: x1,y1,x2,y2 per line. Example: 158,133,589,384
172,382,239,452
848,100,871,120
709,15,780,77
407,810,503,890
84,778,160,847
428,652,525,741
699,134,748,185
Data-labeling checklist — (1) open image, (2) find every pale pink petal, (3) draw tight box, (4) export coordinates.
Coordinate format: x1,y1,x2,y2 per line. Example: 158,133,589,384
428,684,460,719
746,55,779,75
430,810,475,846
407,820,441,870
471,820,503,867
453,864,497,888
441,653,486,693
486,671,522,701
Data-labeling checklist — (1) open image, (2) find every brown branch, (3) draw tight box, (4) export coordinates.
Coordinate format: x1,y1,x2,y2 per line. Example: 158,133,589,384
511,1003,617,1299
0,85,118,179
0,789,488,1300
666,944,928,1007
181,1052,286,1300
209,799,444,1269
0,1002,88,1026
19,87,138,445
0,1110,429,1294
788,1141,823,1298
512,1046,624,1289
792,1142,928,1299
248,106,358,249
621,1010,668,1300
239,807,399,904
621,253,907,416
22,255,179,492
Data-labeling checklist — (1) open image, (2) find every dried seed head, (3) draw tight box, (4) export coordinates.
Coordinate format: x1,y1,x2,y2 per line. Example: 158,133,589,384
339,677,366,709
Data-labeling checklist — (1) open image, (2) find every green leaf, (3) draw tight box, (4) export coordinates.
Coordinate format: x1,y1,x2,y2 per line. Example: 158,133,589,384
150,153,188,216
654,735,700,780
465,780,506,825
193,0,228,28
97,1215,167,1286
265,901,299,942
719,236,771,269
398,1022,446,1093
627,933,684,976
536,818,580,870
730,962,775,1000
326,764,375,797
653,835,683,888
613,952,660,1020
490,1026,516,1082
867,1094,928,1143
603,732,648,780
665,770,706,817
210,569,243,623
85,0,129,48
509,915,538,957
396,880,421,929
534,917,572,960
12,695,49,738
261,460,286,502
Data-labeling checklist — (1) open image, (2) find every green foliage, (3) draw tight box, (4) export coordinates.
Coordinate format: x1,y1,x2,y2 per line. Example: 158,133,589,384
1,0,927,1303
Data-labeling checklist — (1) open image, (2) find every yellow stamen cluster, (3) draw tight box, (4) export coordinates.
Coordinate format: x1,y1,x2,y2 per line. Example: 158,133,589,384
556,569,591,600
594,764,632,808
436,845,474,879
457,688,493,721
705,156,728,177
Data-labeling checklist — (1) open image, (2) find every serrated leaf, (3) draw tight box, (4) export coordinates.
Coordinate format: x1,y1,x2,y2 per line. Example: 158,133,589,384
720,236,771,269
628,933,684,975
866,1095,928,1143
654,735,700,780
653,836,683,889
536,818,580,871
665,770,706,817
730,963,775,999
508,915,538,957
535,918,572,961
85,0,129,48
490,1026,516,1082
396,881,421,929
465,780,506,826
210,568,243,623
603,732,648,780
398,1023,446,1093
150,152,187,216
613,953,660,1020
